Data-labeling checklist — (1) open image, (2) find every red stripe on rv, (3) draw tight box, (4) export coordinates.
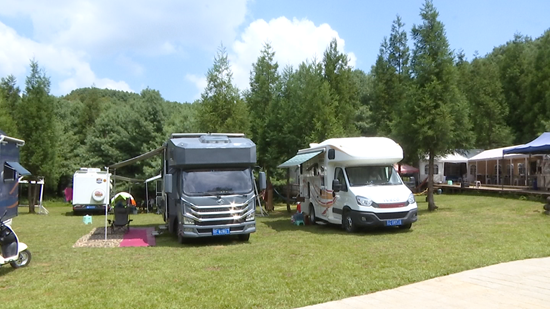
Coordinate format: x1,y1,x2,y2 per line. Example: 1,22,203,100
378,202,407,208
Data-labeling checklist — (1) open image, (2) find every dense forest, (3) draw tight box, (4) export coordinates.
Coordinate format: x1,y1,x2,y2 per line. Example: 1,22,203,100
1,1,549,209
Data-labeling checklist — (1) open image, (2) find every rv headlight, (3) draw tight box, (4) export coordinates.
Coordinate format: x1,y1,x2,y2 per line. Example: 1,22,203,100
408,193,416,205
245,211,255,221
356,196,373,207
183,217,195,225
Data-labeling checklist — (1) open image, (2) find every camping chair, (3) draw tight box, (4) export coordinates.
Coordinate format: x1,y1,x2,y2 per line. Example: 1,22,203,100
108,203,133,233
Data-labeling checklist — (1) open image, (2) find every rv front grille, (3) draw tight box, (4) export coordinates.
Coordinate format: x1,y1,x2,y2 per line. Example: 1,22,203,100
185,198,254,226
375,211,409,220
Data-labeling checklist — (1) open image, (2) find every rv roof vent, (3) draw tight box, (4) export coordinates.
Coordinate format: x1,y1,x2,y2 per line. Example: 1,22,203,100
200,135,230,144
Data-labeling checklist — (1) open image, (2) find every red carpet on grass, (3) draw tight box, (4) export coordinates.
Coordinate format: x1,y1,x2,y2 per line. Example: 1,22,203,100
120,227,156,247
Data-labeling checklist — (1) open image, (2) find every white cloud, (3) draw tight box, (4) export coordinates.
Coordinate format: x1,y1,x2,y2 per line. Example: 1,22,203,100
229,17,357,91
185,74,207,101
0,21,132,95
0,0,249,56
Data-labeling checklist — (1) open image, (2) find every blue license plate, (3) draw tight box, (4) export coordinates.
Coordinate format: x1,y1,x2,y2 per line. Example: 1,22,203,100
86,206,95,209
386,219,402,226
213,228,230,236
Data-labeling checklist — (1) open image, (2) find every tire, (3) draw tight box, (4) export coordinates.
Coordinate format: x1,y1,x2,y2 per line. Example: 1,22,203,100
342,211,357,233
309,204,316,225
238,234,250,241
10,249,31,268
399,223,412,230
177,231,189,244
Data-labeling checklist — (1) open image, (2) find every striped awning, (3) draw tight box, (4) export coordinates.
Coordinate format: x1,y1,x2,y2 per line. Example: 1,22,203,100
278,151,322,168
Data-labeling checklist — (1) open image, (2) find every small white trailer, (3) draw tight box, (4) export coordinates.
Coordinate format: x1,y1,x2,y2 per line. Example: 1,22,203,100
279,137,418,232
72,168,111,215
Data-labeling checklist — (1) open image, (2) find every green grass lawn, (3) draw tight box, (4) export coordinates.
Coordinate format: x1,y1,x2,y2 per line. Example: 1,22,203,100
1,195,550,309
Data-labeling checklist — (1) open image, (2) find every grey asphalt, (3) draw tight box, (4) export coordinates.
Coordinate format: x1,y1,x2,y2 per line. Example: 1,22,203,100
299,257,550,309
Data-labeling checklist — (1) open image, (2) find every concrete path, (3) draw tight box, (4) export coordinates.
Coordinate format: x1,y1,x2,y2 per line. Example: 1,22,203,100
299,257,550,309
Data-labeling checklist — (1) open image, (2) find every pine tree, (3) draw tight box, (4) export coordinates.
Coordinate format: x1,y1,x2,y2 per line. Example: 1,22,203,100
18,60,59,212
322,38,359,136
247,43,280,170
467,57,512,148
197,45,249,134
371,16,411,138
401,0,472,211
0,75,21,135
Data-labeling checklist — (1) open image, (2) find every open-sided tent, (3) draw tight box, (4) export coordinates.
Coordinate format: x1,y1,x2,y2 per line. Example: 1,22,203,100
501,132,550,188
503,132,550,155
469,146,532,186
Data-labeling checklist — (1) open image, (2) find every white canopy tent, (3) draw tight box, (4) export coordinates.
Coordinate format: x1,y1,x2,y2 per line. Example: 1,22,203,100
419,152,469,183
468,145,531,185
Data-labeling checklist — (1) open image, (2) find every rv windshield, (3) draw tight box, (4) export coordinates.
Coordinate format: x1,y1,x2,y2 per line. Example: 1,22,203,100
182,168,253,196
345,165,402,187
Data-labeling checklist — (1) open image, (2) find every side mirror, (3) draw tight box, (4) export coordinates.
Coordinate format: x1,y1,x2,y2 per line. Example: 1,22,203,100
328,149,335,160
332,179,342,192
164,174,173,193
258,172,267,191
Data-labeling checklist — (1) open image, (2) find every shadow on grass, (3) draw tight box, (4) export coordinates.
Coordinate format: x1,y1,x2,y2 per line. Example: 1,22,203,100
0,265,17,276
153,233,253,248
262,217,414,236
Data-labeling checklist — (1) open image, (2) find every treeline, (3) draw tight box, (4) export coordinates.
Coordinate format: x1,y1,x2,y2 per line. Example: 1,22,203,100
1,1,549,206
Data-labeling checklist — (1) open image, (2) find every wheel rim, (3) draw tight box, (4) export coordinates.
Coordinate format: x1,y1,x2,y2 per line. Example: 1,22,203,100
346,215,353,230
16,251,29,266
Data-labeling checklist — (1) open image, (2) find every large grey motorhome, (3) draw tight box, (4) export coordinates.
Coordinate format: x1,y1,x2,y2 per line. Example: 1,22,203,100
109,133,266,243
162,133,266,243
0,130,31,220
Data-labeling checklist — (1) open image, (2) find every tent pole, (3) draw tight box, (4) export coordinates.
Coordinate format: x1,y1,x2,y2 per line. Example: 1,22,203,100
523,154,531,186
146,181,149,214
485,160,488,184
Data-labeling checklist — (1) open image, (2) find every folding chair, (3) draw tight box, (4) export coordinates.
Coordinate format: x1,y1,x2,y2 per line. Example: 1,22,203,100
108,204,133,233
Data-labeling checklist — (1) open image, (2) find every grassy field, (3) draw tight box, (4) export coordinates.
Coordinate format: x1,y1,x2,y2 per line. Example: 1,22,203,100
1,194,550,309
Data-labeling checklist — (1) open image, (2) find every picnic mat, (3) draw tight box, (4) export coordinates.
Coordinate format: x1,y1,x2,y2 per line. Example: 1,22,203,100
73,227,156,248
120,227,156,247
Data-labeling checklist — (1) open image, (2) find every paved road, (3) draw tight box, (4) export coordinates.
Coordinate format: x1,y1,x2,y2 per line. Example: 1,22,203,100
299,257,550,309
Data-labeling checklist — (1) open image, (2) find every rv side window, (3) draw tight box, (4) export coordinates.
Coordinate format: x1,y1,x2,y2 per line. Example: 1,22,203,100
3,163,16,182
334,168,347,191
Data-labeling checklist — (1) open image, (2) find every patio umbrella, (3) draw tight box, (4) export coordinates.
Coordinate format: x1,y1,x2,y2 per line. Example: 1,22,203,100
111,192,136,206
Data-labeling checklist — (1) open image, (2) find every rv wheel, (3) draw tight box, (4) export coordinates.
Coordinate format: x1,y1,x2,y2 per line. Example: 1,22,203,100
238,234,250,241
309,205,316,225
399,223,412,230
343,211,357,233
177,230,189,244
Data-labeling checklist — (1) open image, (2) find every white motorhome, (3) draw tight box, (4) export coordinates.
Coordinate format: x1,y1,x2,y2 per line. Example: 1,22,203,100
72,168,111,215
279,137,417,232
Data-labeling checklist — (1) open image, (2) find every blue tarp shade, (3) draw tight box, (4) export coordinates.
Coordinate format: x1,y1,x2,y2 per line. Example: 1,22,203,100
278,151,323,168
5,161,31,176
503,132,550,155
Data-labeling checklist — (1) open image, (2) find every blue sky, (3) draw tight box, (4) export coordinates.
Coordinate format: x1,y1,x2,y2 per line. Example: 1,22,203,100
0,0,548,104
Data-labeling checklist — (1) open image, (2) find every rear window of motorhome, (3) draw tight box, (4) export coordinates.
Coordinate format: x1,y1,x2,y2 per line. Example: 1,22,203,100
346,166,402,186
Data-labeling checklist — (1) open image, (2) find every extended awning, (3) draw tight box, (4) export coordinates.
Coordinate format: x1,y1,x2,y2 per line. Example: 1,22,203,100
145,174,161,183
108,146,165,169
5,161,31,176
111,174,143,183
278,151,323,168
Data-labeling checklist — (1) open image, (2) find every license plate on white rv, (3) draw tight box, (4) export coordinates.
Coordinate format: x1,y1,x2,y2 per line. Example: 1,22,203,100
213,228,230,236
386,219,402,226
